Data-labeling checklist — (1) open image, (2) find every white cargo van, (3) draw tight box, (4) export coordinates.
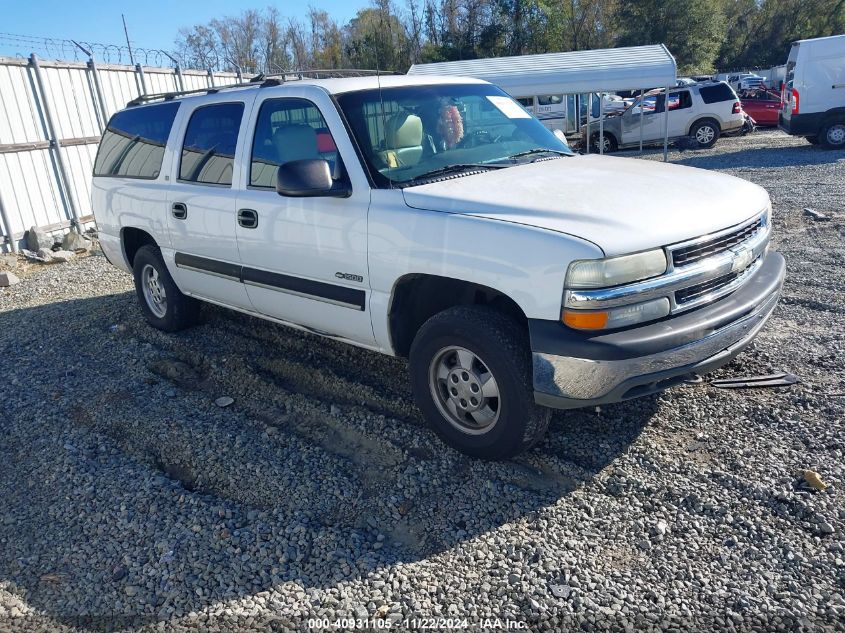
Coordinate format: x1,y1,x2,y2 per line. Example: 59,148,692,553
779,34,845,148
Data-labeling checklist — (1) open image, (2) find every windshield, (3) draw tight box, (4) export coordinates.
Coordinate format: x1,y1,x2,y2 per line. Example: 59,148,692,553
335,83,572,187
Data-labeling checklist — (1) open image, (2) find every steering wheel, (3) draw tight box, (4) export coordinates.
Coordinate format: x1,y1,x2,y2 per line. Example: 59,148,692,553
458,129,500,149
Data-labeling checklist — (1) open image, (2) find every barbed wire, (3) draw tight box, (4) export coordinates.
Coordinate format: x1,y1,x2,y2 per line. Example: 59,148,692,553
0,32,183,66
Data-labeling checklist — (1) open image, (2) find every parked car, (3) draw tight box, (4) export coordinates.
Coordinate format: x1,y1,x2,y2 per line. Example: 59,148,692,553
740,89,782,126
588,81,744,151
779,34,845,149
738,75,765,91
93,74,784,459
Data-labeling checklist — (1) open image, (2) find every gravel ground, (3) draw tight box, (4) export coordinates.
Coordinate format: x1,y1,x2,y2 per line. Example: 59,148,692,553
1,128,843,632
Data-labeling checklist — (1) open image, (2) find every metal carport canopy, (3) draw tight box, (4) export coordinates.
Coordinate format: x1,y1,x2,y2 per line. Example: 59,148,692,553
407,44,677,95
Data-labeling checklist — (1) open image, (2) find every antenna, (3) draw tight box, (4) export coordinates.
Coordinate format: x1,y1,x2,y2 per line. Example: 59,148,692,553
122,14,135,65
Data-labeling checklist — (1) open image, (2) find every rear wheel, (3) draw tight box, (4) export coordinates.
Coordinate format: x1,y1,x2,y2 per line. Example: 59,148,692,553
409,306,551,460
819,122,845,149
133,245,200,332
690,119,720,148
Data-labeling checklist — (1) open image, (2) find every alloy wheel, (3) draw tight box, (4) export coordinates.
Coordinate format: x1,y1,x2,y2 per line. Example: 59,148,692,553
429,345,501,435
141,264,167,318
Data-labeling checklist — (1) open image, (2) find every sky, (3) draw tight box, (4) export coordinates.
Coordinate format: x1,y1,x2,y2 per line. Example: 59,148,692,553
0,0,368,59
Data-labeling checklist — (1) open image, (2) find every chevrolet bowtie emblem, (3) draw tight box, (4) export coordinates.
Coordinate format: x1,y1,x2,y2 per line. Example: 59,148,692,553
730,247,754,273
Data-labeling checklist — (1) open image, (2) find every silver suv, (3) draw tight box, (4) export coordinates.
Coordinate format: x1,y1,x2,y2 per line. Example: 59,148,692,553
590,81,744,152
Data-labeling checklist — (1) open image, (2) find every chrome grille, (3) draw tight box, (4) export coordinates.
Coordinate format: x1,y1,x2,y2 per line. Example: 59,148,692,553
672,216,763,268
675,271,739,304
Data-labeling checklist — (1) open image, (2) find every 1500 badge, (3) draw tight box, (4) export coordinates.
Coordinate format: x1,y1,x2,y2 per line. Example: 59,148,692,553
335,272,364,283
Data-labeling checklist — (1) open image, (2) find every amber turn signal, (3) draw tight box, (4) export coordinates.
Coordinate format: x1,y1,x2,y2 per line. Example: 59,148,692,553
561,309,609,330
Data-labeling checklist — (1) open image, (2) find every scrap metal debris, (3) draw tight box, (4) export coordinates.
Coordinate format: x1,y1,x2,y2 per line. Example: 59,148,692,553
803,470,829,491
710,372,799,389
803,207,830,221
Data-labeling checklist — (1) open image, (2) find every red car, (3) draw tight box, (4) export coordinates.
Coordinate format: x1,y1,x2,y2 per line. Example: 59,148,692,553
740,90,782,126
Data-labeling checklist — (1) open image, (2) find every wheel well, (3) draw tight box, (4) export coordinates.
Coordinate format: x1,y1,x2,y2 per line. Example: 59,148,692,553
821,111,845,129
121,227,157,268
591,129,617,142
388,275,527,358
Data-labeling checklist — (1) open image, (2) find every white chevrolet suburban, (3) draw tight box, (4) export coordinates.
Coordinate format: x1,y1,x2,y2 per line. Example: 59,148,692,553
92,73,785,459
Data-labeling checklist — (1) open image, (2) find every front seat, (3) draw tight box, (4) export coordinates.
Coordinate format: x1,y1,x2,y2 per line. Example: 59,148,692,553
272,124,320,165
380,112,423,168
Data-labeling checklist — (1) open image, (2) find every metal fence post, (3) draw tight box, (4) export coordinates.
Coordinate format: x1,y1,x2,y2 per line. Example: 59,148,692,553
175,64,185,92
0,190,16,252
584,92,591,154
663,86,670,162
29,54,81,232
135,63,148,96
207,68,215,88
87,56,109,132
598,92,605,155
639,88,645,154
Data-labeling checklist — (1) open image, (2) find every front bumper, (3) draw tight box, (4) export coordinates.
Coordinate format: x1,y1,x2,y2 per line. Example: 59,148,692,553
531,252,785,409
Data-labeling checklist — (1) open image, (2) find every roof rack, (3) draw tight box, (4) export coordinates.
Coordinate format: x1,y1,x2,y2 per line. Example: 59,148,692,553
126,81,260,107
126,68,398,107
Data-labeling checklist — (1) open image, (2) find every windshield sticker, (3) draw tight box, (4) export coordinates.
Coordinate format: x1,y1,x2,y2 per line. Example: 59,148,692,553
486,96,532,119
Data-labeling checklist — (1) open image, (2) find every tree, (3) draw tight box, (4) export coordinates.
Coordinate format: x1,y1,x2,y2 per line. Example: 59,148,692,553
616,0,726,73
171,0,845,75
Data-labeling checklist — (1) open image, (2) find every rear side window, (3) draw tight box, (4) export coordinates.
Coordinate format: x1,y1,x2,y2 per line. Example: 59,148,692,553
249,98,337,188
93,102,180,179
179,103,245,186
699,83,737,104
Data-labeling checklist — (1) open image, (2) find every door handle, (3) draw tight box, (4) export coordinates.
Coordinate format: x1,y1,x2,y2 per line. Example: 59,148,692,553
172,202,187,219
238,208,258,229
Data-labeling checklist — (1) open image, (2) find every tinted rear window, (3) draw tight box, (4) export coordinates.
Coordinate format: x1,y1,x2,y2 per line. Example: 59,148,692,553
93,102,180,179
179,103,245,186
699,83,737,104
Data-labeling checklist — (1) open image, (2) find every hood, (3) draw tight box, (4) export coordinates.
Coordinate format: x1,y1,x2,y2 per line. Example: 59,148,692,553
401,155,770,256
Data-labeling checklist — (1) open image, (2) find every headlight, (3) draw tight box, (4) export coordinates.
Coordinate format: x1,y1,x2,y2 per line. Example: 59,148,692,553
565,249,667,289
562,297,671,330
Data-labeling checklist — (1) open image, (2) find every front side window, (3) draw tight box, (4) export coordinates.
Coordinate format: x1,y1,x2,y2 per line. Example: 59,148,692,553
179,103,245,186
94,102,179,179
336,84,571,188
250,98,338,188
631,90,691,116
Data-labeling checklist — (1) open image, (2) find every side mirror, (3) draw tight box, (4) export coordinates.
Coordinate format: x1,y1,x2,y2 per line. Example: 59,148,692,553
276,159,350,198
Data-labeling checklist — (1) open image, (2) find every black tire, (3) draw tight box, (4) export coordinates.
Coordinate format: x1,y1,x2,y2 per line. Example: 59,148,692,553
806,135,820,145
590,132,618,153
690,119,720,148
819,121,845,150
132,244,200,332
409,306,551,460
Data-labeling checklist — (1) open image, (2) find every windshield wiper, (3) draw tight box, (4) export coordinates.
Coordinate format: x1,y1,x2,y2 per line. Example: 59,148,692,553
401,163,509,186
506,148,572,161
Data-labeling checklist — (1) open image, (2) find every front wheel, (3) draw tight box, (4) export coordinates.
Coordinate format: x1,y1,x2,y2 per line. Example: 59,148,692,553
409,306,551,460
690,119,720,148
590,132,618,153
819,122,845,149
